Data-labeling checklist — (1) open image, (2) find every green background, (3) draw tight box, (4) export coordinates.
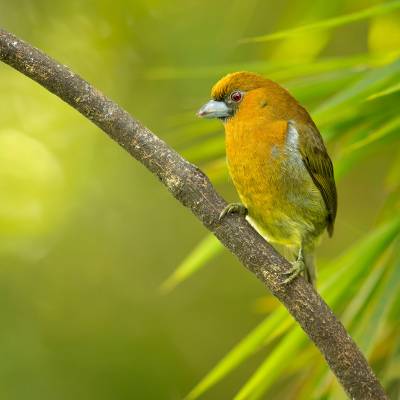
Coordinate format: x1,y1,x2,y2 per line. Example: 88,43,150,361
0,1,399,399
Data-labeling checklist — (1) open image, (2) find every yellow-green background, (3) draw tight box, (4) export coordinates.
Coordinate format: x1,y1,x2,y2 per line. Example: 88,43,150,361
0,1,399,399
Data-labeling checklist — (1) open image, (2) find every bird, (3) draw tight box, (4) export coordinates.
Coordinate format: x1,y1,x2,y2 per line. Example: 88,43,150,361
197,71,337,285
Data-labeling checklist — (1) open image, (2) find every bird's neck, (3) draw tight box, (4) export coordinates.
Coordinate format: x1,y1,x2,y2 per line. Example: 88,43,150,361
224,117,287,162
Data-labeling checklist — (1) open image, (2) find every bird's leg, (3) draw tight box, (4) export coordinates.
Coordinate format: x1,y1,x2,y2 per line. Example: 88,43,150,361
219,203,248,220
282,247,305,284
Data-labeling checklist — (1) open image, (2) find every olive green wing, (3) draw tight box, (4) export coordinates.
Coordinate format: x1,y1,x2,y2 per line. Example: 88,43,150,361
292,121,337,236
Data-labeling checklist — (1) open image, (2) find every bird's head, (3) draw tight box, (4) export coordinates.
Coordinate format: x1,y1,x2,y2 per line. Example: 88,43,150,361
197,71,297,122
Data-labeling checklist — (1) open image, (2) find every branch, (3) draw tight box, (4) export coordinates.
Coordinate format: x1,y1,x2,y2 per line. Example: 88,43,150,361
0,29,387,399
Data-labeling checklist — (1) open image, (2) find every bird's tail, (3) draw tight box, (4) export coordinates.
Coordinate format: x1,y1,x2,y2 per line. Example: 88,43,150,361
303,251,316,287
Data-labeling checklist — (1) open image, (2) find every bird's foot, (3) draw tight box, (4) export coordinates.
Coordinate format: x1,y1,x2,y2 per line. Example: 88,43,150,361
219,203,248,220
282,256,305,284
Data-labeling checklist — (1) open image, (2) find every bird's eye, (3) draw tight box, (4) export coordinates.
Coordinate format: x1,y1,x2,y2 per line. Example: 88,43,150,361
230,91,242,103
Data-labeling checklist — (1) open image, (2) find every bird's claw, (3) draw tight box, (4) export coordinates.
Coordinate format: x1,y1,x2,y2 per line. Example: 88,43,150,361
219,203,248,220
282,258,305,284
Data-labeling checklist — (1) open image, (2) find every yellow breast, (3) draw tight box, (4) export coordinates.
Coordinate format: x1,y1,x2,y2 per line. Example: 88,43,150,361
225,118,286,203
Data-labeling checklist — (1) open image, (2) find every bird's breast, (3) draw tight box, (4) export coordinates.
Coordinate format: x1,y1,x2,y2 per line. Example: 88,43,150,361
225,118,289,205
224,117,325,245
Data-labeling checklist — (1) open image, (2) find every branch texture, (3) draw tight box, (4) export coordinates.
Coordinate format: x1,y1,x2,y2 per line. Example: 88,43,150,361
0,29,387,399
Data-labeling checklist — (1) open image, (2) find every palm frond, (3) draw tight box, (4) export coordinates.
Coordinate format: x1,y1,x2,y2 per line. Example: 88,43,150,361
240,1,400,44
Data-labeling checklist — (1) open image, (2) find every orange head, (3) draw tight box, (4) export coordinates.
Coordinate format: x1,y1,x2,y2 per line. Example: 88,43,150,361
198,71,311,125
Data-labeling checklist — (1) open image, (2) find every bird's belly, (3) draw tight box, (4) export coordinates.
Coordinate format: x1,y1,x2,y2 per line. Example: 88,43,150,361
227,146,327,248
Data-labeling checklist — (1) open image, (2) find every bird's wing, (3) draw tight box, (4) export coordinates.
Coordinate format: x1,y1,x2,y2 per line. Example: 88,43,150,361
290,121,337,236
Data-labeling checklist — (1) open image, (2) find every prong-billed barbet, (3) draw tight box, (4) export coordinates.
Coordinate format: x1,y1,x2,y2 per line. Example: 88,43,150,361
198,72,337,285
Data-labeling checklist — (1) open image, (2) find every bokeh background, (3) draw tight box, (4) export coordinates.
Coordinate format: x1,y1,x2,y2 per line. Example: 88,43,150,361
1,0,399,399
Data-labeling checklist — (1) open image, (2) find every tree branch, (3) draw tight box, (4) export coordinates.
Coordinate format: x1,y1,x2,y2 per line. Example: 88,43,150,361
0,29,387,399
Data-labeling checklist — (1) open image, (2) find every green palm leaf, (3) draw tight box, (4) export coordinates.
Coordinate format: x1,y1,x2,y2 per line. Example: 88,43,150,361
160,234,223,293
240,1,400,44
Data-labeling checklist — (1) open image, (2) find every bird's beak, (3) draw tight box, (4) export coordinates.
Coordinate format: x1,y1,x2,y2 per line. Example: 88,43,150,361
197,100,231,119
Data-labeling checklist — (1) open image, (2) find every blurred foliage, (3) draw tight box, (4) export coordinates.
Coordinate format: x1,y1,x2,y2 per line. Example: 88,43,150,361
0,0,399,399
